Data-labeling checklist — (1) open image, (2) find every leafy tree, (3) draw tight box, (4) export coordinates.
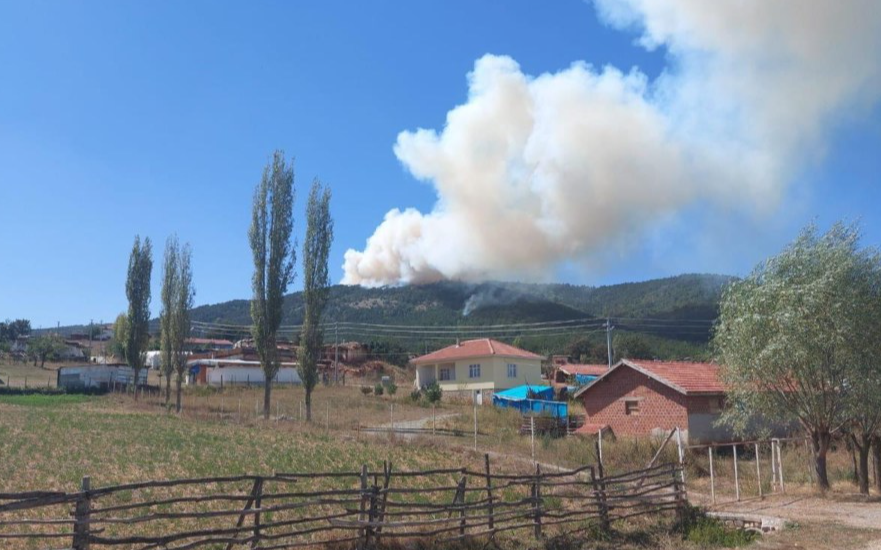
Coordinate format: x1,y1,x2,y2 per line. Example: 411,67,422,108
125,236,153,398
0,319,31,342
614,333,655,360
172,243,195,412
299,180,333,421
160,236,194,408
250,151,296,420
715,222,881,490
28,334,65,368
108,313,129,361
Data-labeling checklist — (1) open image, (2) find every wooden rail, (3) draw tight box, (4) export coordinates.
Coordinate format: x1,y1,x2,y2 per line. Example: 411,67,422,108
0,460,685,549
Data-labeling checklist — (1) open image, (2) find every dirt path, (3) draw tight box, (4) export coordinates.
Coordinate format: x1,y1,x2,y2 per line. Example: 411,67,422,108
708,493,881,531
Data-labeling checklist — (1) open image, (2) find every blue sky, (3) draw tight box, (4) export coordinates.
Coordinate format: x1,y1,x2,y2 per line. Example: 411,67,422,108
1,0,879,327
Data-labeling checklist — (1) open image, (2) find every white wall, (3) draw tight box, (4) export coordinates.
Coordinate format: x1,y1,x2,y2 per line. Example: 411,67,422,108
207,367,301,386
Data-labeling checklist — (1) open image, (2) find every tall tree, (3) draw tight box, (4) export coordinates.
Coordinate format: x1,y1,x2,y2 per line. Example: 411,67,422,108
160,237,180,406
299,180,333,421
125,236,153,399
715,222,881,490
249,151,296,420
173,243,194,412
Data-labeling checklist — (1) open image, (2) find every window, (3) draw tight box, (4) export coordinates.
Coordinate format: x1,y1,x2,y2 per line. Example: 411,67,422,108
708,396,723,414
469,364,481,378
624,399,641,416
507,363,517,378
439,367,454,381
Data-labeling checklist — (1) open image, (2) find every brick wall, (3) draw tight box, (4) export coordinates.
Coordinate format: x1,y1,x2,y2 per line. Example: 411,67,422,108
579,366,689,436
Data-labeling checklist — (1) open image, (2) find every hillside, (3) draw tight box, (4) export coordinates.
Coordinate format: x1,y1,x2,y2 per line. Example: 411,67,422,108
190,273,733,344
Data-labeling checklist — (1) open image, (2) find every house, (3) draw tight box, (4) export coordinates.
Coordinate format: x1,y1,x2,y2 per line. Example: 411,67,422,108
186,358,302,386
321,342,366,364
573,359,731,443
185,338,235,352
411,339,544,403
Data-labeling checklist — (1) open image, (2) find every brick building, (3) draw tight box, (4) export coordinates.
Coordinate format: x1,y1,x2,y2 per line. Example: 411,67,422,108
572,359,731,443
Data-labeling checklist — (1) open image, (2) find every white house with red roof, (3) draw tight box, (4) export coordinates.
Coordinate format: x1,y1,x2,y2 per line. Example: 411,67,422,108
572,359,731,443
411,339,545,403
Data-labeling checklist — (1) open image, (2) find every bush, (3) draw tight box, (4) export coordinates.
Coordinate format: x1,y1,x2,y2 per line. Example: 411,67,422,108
676,506,757,548
424,381,442,403
410,389,422,402
373,383,384,396
387,381,398,396
360,386,372,396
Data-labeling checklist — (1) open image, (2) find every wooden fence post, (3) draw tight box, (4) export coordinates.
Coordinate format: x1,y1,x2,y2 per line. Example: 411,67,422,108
458,470,467,537
709,446,716,505
374,461,392,547
770,439,778,492
251,477,263,549
533,463,543,538
777,440,786,494
359,464,369,548
530,416,536,464
755,443,763,499
733,444,740,501
590,466,610,533
672,465,686,524
72,476,91,550
484,454,495,531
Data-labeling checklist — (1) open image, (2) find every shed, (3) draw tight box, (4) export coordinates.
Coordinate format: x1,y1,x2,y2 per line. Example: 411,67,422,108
57,364,147,390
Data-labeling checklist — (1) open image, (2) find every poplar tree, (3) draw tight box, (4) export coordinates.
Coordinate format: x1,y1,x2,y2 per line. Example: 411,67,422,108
125,235,153,399
159,237,180,405
299,180,333,421
249,151,296,419
173,243,194,412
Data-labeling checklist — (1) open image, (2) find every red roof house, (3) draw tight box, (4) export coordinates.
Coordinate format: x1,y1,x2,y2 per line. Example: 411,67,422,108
572,359,731,443
411,339,545,403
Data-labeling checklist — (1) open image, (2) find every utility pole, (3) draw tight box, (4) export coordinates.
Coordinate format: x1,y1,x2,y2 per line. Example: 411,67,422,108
604,317,614,369
89,319,93,363
334,322,339,384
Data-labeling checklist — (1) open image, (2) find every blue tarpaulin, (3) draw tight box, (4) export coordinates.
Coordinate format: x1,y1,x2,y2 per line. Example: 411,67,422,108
574,373,599,386
492,385,568,418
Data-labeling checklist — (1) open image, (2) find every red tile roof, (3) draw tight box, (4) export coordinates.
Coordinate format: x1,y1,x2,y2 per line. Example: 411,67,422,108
558,364,608,377
574,359,724,398
411,339,544,365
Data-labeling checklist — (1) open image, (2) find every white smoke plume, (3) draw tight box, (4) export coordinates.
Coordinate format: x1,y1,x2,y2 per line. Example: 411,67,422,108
343,0,881,287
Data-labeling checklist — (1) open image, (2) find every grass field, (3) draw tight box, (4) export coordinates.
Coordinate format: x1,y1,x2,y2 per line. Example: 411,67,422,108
1,361,878,549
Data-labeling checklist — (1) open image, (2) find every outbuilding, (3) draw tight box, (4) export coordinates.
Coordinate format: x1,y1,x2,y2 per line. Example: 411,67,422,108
186,359,302,386
573,359,730,443
57,364,148,390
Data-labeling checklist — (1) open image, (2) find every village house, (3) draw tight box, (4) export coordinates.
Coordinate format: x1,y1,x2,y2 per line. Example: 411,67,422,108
573,359,731,443
411,339,545,404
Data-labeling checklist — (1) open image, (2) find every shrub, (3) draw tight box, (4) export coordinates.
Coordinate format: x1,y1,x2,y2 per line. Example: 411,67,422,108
410,389,422,402
360,386,372,396
387,381,398,396
373,383,384,396
676,505,757,548
424,381,442,403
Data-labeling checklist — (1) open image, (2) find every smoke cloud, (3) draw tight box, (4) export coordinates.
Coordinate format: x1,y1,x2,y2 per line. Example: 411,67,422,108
343,0,881,287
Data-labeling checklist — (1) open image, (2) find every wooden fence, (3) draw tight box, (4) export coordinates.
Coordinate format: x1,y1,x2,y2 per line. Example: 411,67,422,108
0,459,686,549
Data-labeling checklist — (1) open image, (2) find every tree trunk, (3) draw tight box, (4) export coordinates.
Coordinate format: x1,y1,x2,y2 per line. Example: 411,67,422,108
40,355,46,369
851,433,872,495
263,380,271,420
133,367,140,400
165,373,172,405
175,375,183,413
811,430,832,491
305,389,312,422
872,435,881,493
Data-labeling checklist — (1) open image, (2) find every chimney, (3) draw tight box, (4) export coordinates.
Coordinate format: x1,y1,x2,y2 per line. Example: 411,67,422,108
456,338,460,347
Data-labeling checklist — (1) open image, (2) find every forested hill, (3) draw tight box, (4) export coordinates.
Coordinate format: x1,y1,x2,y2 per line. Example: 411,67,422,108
189,274,734,342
